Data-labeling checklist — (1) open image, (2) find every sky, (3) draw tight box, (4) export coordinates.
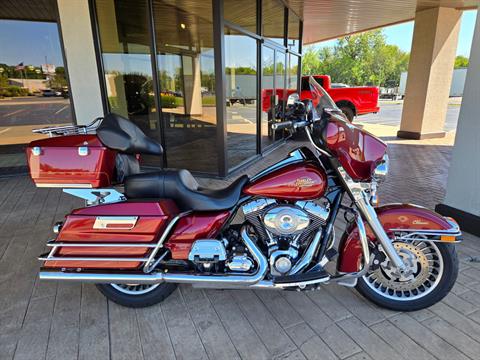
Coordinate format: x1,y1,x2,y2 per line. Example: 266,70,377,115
309,10,477,57
0,20,64,66
0,10,477,68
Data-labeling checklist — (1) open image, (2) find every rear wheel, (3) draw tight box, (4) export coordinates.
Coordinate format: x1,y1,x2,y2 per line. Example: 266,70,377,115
96,282,177,308
356,240,458,311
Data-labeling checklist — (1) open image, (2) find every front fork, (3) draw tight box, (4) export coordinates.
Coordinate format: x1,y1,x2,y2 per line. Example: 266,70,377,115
354,192,407,271
339,168,407,272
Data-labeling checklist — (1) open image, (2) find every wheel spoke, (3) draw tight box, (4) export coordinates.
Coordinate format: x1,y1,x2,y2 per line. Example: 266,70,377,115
363,240,444,302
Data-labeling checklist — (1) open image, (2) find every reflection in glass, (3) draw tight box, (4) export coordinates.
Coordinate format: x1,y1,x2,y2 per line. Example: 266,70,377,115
262,0,285,45
288,54,299,91
261,47,275,149
224,0,257,33
153,0,218,174
0,19,73,171
276,51,286,105
96,0,161,167
287,10,300,53
224,27,257,169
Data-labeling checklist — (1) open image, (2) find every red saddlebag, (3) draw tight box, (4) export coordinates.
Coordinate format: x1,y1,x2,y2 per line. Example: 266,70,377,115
26,134,116,188
41,200,179,271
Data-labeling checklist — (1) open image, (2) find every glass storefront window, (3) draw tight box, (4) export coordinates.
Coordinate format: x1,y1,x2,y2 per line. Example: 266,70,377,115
287,10,300,53
261,46,274,149
276,51,286,107
287,54,299,91
224,0,257,33
262,0,285,46
224,27,257,169
153,0,217,174
95,0,161,167
94,0,302,176
0,19,73,172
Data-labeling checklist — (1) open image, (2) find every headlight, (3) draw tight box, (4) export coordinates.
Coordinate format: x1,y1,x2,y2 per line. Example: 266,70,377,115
373,154,389,183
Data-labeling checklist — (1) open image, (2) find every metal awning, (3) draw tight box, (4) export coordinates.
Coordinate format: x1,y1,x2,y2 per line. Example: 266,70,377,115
287,0,478,44
0,0,57,22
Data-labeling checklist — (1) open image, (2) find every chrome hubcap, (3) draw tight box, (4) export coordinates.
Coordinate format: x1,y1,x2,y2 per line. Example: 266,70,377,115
363,240,443,301
110,283,160,295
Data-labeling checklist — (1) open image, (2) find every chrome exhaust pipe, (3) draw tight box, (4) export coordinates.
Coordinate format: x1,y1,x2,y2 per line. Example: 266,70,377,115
38,271,164,284
39,227,268,286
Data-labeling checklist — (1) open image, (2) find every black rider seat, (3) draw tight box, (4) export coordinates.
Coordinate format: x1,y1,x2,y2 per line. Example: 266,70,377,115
97,113,163,156
124,169,249,211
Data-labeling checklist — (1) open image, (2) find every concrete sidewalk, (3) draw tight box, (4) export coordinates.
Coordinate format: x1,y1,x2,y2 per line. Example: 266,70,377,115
0,133,479,360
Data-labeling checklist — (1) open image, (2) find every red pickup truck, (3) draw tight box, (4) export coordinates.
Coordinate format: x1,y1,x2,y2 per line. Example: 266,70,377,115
263,75,380,122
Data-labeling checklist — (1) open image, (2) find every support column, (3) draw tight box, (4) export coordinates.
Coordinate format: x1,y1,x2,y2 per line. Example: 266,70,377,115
436,10,480,236
398,7,461,139
57,0,104,125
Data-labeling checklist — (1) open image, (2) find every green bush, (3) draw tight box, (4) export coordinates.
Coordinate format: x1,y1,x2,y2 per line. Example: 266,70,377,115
161,94,181,108
202,95,216,106
0,86,29,98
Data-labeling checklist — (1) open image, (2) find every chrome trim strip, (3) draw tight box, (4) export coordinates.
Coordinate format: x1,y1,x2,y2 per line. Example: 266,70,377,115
38,271,164,284
38,256,149,262
389,228,462,236
93,216,138,230
37,183,93,188
47,243,157,248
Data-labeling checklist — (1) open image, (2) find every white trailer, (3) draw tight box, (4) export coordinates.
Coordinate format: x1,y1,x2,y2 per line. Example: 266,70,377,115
399,68,467,98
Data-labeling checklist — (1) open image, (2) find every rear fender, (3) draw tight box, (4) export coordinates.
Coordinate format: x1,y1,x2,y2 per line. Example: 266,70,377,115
337,204,461,273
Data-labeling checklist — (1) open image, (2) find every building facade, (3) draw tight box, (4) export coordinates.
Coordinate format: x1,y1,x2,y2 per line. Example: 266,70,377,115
62,0,303,177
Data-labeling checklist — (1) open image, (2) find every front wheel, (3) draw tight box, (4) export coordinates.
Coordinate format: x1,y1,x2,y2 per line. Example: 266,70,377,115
96,282,177,308
339,106,355,122
356,240,458,311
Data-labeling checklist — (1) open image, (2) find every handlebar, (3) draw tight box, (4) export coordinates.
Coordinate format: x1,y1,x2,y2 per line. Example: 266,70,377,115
271,121,294,131
271,119,311,131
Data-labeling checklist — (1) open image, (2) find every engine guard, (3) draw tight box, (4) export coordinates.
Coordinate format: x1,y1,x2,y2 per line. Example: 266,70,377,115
337,203,462,273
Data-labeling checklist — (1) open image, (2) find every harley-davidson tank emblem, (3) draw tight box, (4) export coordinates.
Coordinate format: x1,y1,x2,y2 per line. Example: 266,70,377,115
292,177,316,188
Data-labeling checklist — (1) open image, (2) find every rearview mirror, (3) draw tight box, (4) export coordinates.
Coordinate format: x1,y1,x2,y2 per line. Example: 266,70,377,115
287,93,299,105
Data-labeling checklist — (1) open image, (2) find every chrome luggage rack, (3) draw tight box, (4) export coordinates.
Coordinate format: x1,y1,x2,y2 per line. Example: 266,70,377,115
32,117,103,137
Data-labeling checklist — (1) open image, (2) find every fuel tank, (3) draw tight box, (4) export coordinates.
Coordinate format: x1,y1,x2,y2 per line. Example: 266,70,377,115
244,163,327,201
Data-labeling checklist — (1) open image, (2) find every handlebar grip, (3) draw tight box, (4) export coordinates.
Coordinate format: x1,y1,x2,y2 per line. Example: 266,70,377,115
271,121,293,131
293,120,309,129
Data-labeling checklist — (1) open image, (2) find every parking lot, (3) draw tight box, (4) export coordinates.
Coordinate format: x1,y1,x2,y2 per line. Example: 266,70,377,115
359,99,461,131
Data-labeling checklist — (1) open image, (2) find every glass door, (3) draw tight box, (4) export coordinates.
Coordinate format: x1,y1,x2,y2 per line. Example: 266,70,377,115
261,45,287,150
152,0,218,174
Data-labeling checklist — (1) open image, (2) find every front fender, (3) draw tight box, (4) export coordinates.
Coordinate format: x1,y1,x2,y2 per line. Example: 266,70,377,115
337,203,461,273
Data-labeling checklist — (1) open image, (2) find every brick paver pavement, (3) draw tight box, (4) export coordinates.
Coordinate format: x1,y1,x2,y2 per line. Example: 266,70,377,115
0,129,479,360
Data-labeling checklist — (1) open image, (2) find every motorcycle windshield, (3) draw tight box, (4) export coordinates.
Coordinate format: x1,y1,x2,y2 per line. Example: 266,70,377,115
308,76,343,118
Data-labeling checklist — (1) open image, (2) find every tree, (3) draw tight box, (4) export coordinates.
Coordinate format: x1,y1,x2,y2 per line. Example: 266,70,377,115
48,67,68,89
302,29,410,87
454,55,469,69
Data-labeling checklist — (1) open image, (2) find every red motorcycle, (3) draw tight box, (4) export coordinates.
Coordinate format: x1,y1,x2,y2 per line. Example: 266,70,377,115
26,77,461,310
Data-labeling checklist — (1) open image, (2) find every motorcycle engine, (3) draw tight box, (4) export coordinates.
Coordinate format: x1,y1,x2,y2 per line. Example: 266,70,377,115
243,198,330,276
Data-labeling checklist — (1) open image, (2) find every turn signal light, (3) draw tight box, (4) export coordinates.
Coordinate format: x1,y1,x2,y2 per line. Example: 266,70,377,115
440,235,456,242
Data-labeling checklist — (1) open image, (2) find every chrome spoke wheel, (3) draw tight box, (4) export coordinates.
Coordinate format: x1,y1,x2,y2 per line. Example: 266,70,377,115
363,240,444,301
110,283,160,295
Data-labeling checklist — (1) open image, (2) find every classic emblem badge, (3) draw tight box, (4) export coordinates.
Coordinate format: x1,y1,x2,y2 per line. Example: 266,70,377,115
293,177,316,188
413,219,429,225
